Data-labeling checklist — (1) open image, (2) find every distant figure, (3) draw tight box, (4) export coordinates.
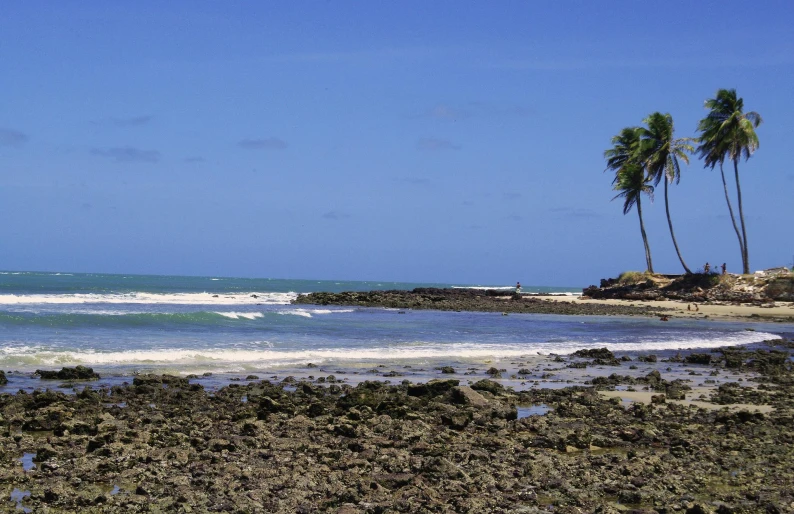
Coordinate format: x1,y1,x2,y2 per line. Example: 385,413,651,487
660,315,669,321
721,263,727,275
693,303,699,312
687,304,691,311
704,262,711,274
515,282,521,294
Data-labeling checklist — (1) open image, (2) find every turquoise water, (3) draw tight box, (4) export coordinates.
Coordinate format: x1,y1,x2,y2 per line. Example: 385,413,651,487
0,270,580,296
0,270,789,382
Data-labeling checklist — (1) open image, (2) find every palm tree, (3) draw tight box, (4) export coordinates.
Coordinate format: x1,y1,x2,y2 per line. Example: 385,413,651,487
696,89,762,274
640,112,694,274
699,155,745,272
605,128,655,272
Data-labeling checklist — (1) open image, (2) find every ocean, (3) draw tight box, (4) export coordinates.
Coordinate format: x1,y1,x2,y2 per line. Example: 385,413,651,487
0,271,789,391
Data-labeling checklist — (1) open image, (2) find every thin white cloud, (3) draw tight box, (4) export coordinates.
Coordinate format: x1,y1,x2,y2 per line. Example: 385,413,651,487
428,105,470,121
417,138,460,151
394,177,431,185
91,147,161,163
0,128,28,147
108,115,153,127
417,102,534,121
266,46,448,65
491,51,794,71
322,211,351,220
239,138,288,150
550,207,602,219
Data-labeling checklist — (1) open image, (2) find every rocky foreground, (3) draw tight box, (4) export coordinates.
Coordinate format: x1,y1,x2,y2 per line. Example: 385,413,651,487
293,288,669,317
2,343,794,513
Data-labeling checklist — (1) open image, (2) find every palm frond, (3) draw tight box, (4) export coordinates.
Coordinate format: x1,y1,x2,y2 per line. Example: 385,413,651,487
745,111,763,127
697,88,761,169
611,163,653,215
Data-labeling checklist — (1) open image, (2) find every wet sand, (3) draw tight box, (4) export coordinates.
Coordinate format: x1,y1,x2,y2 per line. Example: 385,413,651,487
597,390,774,413
531,295,794,322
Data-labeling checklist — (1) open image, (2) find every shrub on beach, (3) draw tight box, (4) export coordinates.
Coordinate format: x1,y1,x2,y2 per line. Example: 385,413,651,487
617,271,650,285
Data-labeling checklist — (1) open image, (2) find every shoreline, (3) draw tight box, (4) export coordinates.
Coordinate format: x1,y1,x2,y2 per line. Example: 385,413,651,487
531,294,794,323
4,339,789,397
293,287,794,323
2,340,793,511
4,283,794,509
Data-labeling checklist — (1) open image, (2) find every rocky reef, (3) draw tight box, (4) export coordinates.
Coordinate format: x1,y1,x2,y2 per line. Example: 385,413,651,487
293,288,669,317
35,366,100,381
1,342,793,513
584,268,794,304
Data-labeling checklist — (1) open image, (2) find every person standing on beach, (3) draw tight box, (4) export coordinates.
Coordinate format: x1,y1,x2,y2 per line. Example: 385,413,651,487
721,263,727,275
515,282,521,294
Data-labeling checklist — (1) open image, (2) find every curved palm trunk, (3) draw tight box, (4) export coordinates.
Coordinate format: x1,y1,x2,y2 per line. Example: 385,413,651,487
734,159,750,274
719,162,745,267
663,179,691,273
636,197,653,273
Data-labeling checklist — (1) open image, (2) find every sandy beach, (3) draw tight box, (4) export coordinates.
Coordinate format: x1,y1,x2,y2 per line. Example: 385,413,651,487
532,294,794,322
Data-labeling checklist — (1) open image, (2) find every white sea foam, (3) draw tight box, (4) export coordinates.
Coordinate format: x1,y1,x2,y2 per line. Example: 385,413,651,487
214,312,264,320
0,346,543,368
453,286,515,290
0,291,298,306
277,308,355,318
452,286,581,296
279,309,313,318
0,331,779,371
4,307,138,316
538,332,781,355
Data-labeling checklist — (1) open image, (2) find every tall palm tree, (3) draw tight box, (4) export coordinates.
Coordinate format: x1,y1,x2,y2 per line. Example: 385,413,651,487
700,158,745,271
696,89,762,274
605,128,655,273
640,112,694,274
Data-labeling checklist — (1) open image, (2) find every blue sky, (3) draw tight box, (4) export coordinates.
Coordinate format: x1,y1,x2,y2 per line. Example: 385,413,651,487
2,1,793,287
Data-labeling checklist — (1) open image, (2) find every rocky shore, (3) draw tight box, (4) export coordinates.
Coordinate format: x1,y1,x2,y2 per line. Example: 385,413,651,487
293,288,670,317
2,341,793,513
583,269,794,304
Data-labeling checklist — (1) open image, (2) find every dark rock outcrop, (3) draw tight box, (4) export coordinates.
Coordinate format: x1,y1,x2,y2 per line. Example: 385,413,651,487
294,288,669,316
585,269,794,304
35,366,100,380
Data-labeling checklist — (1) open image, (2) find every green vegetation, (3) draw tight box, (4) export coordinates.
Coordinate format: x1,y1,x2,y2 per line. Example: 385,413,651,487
641,112,694,274
605,89,762,274
696,89,762,275
605,128,654,273
616,271,651,285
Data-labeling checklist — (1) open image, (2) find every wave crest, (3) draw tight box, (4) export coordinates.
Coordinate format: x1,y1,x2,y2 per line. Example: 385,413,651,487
0,291,297,306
